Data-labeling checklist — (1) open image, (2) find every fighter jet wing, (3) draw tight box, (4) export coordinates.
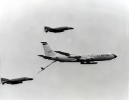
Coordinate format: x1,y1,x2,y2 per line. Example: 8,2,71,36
54,51,70,56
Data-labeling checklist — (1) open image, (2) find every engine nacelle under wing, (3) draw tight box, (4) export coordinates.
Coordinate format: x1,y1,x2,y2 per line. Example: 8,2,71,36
80,61,98,64
80,57,94,61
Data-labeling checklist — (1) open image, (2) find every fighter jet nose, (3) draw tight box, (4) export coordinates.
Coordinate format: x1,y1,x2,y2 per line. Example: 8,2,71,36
70,27,74,29
29,78,33,80
113,54,117,58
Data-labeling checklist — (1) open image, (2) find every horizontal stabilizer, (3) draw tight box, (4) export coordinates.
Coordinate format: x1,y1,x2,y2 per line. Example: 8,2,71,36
38,55,52,59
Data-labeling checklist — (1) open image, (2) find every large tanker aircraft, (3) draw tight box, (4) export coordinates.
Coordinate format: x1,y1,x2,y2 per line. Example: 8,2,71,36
38,42,117,73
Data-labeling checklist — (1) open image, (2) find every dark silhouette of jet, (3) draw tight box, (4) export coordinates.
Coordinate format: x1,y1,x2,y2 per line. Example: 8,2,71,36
1,77,33,85
44,26,74,33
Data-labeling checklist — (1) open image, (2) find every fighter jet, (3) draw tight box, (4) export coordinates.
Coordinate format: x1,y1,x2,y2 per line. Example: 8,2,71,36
44,26,74,33
1,77,33,85
38,42,117,68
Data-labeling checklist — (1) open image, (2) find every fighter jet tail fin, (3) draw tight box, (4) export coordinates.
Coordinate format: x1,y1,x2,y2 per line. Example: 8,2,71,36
41,42,56,57
44,26,51,33
1,78,9,85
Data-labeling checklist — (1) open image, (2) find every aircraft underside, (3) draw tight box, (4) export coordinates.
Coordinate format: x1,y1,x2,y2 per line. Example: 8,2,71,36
80,61,98,64
4,81,23,85
57,59,98,64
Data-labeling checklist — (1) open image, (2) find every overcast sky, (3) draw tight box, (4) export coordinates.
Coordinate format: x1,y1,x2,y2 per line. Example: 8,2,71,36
0,0,128,100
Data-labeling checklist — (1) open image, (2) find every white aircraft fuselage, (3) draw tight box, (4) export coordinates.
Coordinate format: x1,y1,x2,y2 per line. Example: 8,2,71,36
38,42,117,64
41,53,116,62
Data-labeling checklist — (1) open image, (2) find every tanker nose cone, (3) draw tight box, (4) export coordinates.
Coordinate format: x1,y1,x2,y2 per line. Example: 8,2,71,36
113,54,117,58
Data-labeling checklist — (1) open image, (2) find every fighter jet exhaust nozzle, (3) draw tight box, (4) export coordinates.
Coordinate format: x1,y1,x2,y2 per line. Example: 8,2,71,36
44,26,50,33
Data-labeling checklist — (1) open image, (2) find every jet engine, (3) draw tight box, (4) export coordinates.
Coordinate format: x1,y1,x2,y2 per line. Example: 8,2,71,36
80,61,97,64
